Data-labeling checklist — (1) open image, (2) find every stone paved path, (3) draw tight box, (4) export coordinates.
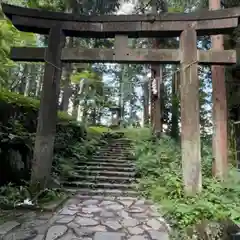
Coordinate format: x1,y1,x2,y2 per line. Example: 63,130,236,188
0,195,170,240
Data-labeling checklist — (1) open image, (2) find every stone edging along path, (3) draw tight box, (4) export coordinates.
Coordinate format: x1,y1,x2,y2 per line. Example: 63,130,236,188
0,195,170,240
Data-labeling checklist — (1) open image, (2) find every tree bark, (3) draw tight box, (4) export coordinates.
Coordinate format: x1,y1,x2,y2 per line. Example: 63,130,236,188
60,38,74,112
35,64,44,98
18,64,28,94
72,85,80,120
82,99,88,123
143,78,149,127
171,71,179,140
150,0,167,136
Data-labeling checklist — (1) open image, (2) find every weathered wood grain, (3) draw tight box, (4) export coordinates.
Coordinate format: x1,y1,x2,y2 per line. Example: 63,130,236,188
198,50,236,64
10,47,236,64
180,28,202,195
31,24,65,188
10,15,238,37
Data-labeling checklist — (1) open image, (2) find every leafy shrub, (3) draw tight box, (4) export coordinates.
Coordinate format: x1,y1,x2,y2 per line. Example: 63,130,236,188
87,126,111,136
133,129,240,239
0,89,77,132
119,127,151,141
0,90,86,187
0,89,86,142
0,183,65,207
0,90,105,206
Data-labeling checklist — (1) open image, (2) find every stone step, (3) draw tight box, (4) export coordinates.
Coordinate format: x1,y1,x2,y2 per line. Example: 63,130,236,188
76,165,135,172
96,148,131,155
111,140,132,143
105,138,131,141
91,157,134,163
100,142,132,146
65,188,139,197
92,156,135,161
67,174,135,183
94,151,134,155
98,148,133,152
73,169,136,177
108,143,132,146
95,155,133,159
78,161,134,168
94,151,133,155
96,145,133,149
100,138,131,141
98,147,133,151
97,143,132,148
62,181,134,190
93,154,131,158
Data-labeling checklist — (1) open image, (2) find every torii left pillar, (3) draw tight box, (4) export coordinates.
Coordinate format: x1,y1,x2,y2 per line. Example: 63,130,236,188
31,24,65,189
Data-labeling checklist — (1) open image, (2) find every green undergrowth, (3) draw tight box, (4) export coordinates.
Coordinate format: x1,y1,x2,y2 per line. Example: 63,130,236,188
0,90,109,208
0,124,105,208
53,128,106,181
118,127,151,141
54,126,124,182
0,183,66,207
88,126,112,135
0,89,74,133
132,128,240,239
0,125,108,208
57,126,117,178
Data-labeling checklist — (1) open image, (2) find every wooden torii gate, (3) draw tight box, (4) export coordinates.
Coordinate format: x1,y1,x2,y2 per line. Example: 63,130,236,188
2,3,240,193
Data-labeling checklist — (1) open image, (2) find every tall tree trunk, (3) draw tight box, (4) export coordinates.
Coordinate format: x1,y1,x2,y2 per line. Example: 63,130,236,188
233,35,240,168
143,78,149,126
119,65,126,122
60,38,73,112
171,71,180,140
209,0,228,178
97,110,102,124
18,64,28,94
24,65,31,96
91,107,97,125
35,65,44,98
59,6,76,112
27,64,37,97
150,0,167,136
72,85,80,120
82,99,88,124
130,97,134,122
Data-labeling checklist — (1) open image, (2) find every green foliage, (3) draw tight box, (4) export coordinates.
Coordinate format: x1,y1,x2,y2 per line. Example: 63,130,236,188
71,70,101,84
0,89,86,205
0,89,39,109
0,89,75,129
134,129,240,239
0,20,15,84
118,127,151,141
53,126,106,182
0,183,65,207
0,10,37,87
88,126,111,135
168,6,184,12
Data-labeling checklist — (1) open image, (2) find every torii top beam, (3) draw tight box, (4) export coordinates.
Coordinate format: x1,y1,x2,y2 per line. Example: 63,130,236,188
2,3,240,38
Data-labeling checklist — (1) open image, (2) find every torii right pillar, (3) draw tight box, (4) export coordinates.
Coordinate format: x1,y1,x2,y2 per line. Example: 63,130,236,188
209,0,228,178
180,26,236,195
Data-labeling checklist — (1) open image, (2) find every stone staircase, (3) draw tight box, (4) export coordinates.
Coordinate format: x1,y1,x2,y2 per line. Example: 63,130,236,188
62,133,138,197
